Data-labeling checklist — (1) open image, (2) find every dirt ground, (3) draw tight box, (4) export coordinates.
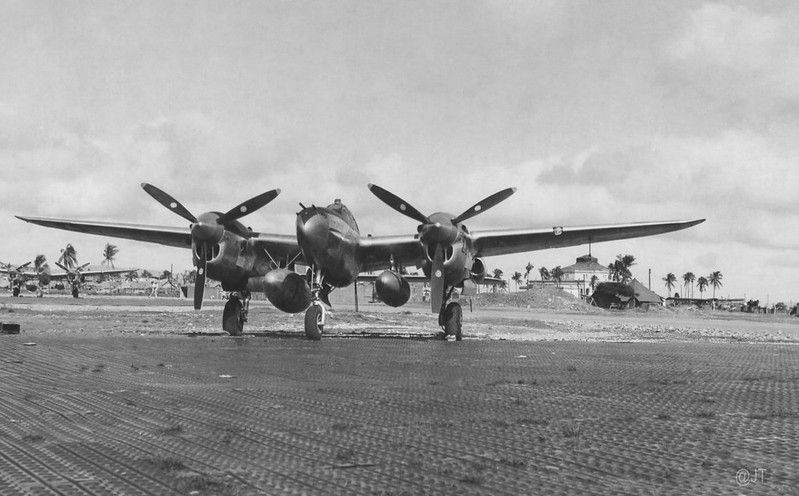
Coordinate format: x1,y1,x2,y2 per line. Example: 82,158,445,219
0,293,797,495
2,292,798,343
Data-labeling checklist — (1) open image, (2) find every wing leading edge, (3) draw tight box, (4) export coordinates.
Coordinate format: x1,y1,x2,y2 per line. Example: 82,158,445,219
15,215,302,259
16,216,192,248
472,219,705,257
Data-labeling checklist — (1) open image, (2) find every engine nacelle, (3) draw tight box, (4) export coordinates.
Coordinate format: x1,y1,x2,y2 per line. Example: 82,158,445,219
470,257,487,283
248,269,312,314
375,270,411,307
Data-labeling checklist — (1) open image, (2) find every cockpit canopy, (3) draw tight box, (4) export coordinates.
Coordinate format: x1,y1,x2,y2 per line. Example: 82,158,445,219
326,199,359,232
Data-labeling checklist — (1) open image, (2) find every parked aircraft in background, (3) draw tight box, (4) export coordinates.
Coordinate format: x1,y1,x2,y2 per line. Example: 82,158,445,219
17,183,704,338
1,259,135,298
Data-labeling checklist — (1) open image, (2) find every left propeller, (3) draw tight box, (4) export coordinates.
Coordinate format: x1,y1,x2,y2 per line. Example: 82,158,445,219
2,261,32,274
141,183,281,310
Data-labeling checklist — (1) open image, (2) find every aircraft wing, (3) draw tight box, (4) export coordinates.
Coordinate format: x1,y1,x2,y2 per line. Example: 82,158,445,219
251,233,304,263
16,216,191,248
472,219,705,257
16,215,303,262
46,268,138,280
355,235,426,272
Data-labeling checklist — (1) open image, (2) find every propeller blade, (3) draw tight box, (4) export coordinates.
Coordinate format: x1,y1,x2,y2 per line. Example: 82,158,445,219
367,184,429,224
452,187,517,224
430,244,445,314
78,262,91,271
219,189,281,224
194,246,207,310
55,261,69,272
141,183,198,223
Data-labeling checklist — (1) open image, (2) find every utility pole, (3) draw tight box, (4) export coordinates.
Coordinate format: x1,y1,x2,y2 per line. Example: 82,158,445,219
354,277,359,312
648,268,651,290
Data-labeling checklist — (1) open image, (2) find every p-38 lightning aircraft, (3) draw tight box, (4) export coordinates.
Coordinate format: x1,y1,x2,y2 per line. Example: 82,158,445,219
17,183,704,339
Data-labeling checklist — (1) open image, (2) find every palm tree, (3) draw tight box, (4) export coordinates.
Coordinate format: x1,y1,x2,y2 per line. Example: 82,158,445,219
58,244,78,269
708,271,723,298
539,267,550,281
511,271,523,291
608,254,636,283
102,243,119,268
524,262,534,283
551,266,564,288
491,268,503,293
697,276,709,298
590,275,599,291
663,273,677,296
124,271,137,282
682,272,695,299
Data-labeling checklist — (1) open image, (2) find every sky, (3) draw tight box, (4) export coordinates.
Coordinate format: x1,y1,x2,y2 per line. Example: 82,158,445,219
2,0,798,303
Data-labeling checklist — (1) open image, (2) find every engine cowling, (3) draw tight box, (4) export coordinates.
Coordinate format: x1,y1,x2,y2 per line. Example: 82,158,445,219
470,257,487,283
375,270,411,307
248,269,312,313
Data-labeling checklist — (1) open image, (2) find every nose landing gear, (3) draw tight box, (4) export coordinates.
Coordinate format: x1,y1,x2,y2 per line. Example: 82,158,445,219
304,302,325,340
304,266,328,340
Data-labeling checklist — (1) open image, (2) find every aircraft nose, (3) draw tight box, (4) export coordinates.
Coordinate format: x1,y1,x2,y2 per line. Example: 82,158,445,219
296,209,329,246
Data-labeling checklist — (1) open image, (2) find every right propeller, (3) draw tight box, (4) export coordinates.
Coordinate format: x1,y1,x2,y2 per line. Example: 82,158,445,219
141,183,281,310
367,184,516,312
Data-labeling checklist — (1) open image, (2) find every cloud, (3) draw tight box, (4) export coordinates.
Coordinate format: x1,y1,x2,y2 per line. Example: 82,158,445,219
535,130,799,252
668,3,782,69
664,3,799,112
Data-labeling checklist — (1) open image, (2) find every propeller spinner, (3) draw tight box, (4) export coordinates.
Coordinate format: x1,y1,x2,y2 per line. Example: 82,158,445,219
141,183,281,310
367,184,516,312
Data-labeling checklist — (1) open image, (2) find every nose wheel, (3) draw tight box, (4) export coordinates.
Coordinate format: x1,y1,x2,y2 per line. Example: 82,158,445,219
304,266,328,340
304,303,324,340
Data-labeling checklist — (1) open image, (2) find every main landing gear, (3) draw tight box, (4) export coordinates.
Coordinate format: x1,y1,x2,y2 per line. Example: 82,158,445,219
437,287,463,341
304,303,324,340
223,290,250,336
304,266,329,340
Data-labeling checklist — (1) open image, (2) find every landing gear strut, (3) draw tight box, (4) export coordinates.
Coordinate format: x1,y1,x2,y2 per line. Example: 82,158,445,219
71,283,79,299
304,266,327,340
223,290,249,336
437,286,463,341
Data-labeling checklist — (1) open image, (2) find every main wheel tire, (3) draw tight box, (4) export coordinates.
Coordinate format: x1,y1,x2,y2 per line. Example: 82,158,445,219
304,305,323,340
12,286,20,297
444,302,462,341
71,287,79,298
223,298,244,336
